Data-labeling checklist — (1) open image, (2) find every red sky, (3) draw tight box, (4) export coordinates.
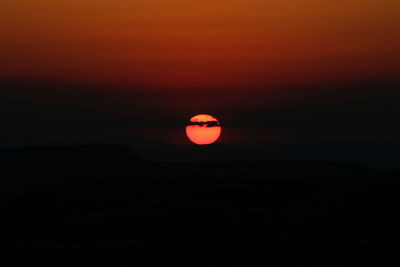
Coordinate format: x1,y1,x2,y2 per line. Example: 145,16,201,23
0,0,399,144
1,0,399,89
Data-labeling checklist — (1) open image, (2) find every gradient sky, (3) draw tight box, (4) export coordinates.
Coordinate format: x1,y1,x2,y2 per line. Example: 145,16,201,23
1,0,399,144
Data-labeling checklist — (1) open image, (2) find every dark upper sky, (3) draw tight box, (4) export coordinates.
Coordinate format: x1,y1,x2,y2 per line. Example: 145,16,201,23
0,0,399,145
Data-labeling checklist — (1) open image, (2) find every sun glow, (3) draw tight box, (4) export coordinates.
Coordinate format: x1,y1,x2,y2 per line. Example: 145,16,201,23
186,114,221,145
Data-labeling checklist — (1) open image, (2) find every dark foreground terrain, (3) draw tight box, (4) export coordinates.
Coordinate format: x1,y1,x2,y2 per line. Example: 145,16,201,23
1,145,400,266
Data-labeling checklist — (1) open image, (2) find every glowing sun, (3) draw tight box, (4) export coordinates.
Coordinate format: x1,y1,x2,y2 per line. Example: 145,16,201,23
186,114,221,145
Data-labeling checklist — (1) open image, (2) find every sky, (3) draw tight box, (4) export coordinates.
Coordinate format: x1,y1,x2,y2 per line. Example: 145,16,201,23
0,0,399,144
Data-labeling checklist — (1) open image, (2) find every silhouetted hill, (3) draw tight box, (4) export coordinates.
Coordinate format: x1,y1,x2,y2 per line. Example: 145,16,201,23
0,144,144,196
1,167,400,266
1,144,400,265
138,141,400,166
2,138,400,166
0,143,378,197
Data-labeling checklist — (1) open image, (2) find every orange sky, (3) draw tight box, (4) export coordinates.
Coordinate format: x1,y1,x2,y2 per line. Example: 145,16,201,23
1,0,399,90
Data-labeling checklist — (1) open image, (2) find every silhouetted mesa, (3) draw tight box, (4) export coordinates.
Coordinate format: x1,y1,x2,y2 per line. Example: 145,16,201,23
0,144,143,179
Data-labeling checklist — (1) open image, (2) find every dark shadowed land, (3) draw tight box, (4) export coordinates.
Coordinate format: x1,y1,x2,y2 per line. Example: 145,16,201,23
1,143,400,266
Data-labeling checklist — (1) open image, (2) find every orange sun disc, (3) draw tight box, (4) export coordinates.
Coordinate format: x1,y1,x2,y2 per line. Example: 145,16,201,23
186,114,221,145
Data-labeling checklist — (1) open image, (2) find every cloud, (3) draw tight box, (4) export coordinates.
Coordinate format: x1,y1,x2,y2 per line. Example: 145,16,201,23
187,121,221,127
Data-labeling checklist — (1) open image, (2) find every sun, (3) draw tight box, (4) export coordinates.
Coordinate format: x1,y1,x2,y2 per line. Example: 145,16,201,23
186,114,221,145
